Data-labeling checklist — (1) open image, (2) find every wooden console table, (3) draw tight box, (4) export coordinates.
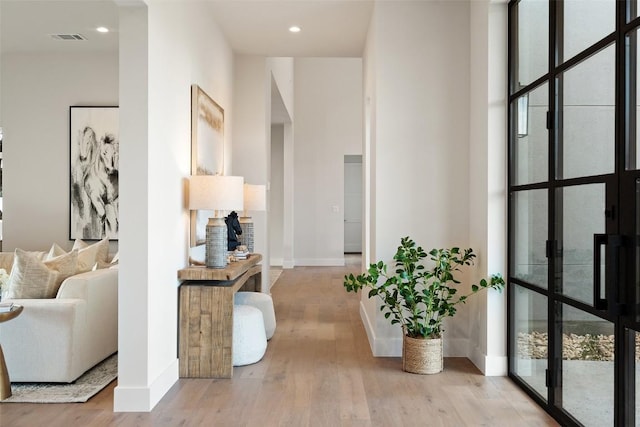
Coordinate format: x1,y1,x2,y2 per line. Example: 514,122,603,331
178,254,262,378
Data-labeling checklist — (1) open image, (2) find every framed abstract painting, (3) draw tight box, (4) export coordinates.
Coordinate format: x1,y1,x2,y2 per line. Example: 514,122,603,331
190,84,225,247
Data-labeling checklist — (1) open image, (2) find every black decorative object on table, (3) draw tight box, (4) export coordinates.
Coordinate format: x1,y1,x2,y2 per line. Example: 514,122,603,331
225,211,243,251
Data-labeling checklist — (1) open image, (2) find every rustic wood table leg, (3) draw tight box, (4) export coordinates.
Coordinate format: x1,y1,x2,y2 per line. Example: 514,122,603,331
179,284,235,378
0,344,12,400
0,305,23,400
177,255,263,379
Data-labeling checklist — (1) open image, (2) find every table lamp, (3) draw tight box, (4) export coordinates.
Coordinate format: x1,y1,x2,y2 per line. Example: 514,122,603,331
189,175,244,268
238,184,266,253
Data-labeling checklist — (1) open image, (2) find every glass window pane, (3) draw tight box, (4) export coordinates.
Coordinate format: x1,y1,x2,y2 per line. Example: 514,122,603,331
512,190,548,289
514,0,548,89
561,45,615,179
559,184,605,304
513,83,548,185
561,304,614,427
563,0,615,62
512,284,548,400
631,1,640,21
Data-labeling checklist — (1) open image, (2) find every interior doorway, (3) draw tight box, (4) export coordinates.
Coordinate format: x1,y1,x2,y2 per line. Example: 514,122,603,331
344,155,362,254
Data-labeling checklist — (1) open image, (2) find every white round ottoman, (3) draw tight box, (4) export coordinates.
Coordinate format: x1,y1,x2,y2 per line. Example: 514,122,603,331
233,304,267,366
235,292,277,340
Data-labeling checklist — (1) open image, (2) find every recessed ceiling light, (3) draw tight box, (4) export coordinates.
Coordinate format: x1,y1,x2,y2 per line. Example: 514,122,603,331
96,27,109,33
289,26,301,33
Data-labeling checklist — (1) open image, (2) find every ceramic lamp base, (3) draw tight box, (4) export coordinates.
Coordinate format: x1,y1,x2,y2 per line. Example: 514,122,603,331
205,217,227,269
239,217,254,253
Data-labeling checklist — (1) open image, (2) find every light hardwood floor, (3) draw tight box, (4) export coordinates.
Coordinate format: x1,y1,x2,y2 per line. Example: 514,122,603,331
0,262,559,427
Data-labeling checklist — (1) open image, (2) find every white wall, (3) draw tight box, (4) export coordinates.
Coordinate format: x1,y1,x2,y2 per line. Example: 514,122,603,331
361,6,379,354
115,1,234,411
232,55,270,290
361,1,473,357
293,57,362,266
270,58,294,121
268,58,295,269
468,0,508,375
270,124,284,265
1,52,118,252
281,122,295,268
116,2,151,411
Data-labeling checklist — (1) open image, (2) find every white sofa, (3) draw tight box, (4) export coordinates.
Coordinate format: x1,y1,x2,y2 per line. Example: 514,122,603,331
0,254,118,383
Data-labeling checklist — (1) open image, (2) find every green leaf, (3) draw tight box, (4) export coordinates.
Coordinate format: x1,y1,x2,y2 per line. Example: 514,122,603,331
471,284,479,292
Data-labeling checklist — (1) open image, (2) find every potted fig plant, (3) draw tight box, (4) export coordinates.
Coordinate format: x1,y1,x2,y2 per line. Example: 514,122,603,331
344,236,504,374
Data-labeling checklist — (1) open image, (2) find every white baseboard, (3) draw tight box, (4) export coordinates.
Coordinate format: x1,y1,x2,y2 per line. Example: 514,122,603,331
294,258,345,266
359,301,376,355
114,358,179,412
282,259,295,269
359,301,402,357
470,346,507,376
270,257,283,267
359,303,505,370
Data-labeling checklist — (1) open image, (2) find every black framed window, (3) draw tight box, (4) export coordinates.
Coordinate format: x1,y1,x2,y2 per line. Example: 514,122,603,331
508,1,640,426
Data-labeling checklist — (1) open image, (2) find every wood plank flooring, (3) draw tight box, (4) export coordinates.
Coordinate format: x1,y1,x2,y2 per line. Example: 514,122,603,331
0,262,559,427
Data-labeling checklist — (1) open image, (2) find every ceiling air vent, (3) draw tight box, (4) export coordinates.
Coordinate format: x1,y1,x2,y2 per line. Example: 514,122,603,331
49,34,87,41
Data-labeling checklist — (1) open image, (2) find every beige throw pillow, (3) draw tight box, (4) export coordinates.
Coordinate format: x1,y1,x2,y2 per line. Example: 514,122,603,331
47,241,102,273
3,249,79,299
47,243,66,259
72,238,110,271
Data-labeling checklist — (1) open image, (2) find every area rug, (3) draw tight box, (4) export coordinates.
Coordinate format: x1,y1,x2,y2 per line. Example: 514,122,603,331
2,353,117,403
269,268,283,289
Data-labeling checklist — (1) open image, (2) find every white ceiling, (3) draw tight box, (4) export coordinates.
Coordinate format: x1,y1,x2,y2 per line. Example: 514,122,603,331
209,1,373,57
0,0,372,123
0,1,119,54
0,0,373,57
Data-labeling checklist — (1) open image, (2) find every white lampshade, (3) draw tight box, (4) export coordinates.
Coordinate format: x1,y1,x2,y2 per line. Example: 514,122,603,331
243,184,266,212
189,175,244,212
238,184,266,253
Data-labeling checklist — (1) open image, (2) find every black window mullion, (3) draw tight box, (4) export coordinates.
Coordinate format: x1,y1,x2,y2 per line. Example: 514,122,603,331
616,2,632,426
509,1,518,97
507,0,516,386
548,0,562,412
626,28,637,170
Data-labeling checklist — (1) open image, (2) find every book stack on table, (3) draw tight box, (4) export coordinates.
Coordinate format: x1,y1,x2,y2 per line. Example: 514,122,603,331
230,249,250,260
0,301,14,313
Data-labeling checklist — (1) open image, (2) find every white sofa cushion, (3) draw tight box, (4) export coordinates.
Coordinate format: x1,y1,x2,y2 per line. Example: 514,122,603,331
3,249,78,299
0,266,118,382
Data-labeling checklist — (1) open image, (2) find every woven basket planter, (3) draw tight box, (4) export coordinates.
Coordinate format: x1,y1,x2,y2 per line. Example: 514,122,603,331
402,334,443,375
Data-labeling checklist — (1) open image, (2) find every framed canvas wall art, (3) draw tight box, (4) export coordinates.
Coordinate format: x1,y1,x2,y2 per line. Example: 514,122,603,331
69,106,119,240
